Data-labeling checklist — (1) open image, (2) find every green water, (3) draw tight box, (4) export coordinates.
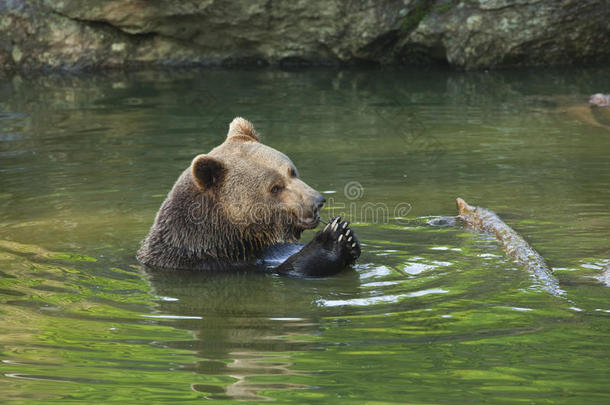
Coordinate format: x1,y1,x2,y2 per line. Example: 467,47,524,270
1,67,609,404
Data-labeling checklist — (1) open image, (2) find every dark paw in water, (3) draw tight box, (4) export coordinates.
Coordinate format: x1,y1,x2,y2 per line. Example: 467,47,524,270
276,216,362,277
316,217,361,265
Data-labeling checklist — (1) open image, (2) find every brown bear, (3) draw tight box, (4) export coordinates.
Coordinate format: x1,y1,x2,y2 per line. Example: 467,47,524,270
137,117,360,276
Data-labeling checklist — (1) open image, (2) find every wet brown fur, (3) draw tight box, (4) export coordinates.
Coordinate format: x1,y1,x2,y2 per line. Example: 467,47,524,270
137,117,321,270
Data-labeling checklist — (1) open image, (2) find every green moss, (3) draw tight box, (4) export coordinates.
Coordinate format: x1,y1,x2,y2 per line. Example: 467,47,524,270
434,0,476,15
401,0,479,34
434,1,454,14
400,3,432,34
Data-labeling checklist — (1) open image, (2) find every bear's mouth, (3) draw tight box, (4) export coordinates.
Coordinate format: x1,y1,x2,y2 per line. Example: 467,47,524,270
298,215,320,230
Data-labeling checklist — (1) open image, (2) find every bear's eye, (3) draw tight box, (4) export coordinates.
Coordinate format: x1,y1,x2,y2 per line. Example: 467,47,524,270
289,168,297,178
270,184,284,195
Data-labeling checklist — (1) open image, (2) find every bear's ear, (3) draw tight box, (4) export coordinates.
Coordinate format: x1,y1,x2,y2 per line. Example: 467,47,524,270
226,117,260,142
191,154,226,190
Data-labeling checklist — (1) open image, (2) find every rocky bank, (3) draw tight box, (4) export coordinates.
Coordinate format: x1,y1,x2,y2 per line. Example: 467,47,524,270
1,0,609,72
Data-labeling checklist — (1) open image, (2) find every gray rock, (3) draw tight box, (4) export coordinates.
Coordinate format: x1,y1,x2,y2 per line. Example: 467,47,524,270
1,0,609,71
403,0,610,69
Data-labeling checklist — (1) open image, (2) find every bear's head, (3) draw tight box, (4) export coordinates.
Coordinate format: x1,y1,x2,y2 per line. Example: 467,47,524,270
139,117,325,267
194,117,325,237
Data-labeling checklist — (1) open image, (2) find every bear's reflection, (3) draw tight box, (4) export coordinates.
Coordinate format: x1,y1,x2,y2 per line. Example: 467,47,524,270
146,268,360,400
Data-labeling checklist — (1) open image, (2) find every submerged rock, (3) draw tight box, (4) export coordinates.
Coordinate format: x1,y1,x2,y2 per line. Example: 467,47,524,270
1,0,609,71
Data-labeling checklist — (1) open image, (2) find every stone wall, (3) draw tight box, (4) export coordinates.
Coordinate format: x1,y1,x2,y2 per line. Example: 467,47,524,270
1,0,609,71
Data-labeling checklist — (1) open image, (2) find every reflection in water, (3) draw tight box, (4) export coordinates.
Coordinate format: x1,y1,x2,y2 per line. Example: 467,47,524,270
1,67,609,403
146,269,361,400
191,353,305,401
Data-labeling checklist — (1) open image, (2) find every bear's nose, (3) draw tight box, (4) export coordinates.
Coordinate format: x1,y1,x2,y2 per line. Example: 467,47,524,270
314,194,326,213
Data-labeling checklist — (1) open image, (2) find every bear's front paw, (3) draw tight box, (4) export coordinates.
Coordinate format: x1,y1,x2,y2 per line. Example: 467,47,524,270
317,216,361,265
